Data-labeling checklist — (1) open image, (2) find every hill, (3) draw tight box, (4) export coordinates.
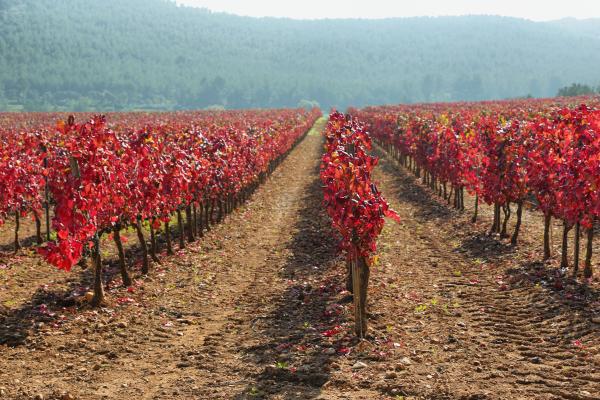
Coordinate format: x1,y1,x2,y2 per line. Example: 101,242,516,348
1,0,600,111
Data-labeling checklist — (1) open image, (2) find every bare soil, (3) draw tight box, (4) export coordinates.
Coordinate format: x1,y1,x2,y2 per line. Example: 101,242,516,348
0,120,598,400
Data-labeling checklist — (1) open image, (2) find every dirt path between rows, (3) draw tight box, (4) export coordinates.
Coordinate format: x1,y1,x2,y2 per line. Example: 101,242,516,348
1,119,599,400
328,146,598,399
0,117,350,400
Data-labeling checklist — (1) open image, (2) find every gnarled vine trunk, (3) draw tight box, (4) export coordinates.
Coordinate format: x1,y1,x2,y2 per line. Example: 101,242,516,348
197,203,204,238
561,221,572,269
500,203,511,238
186,205,195,243
490,203,501,234
165,220,174,256
511,201,523,245
91,236,105,307
149,218,160,263
35,214,43,244
177,209,185,249
113,225,131,287
135,218,150,274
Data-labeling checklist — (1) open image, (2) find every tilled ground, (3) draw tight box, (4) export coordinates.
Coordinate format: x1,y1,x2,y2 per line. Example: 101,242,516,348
1,120,599,400
326,147,600,400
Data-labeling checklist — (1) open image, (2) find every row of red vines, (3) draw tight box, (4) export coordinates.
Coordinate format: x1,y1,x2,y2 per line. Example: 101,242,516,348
350,96,600,282
0,108,321,305
320,111,399,337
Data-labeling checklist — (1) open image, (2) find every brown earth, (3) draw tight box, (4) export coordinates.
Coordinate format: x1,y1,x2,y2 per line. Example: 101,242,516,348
0,119,599,400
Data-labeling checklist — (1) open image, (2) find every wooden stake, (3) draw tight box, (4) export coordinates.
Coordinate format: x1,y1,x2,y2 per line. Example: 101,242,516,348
352,256,370,338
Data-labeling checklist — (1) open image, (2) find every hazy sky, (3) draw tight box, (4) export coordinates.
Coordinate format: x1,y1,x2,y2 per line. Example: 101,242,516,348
176,0,600,21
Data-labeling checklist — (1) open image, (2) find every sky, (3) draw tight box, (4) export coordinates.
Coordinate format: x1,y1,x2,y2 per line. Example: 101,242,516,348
175,0,600,21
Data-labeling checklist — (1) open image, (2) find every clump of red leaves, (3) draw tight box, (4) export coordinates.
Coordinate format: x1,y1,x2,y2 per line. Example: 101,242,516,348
320,111,399,263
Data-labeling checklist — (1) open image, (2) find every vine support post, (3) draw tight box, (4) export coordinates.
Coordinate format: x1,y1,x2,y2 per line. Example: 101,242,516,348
44,153,50,242
573,222,581,278
560,220,571,269
500,202,511,239
511,201,523,245
543,213,552,260
351,254,370,338
584,222,594,281
345,259,353,293
14,210,21,252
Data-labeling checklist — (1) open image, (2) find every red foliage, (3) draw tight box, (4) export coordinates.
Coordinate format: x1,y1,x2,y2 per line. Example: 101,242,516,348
352,97,600,230
320,111,399,263
0,108,320,271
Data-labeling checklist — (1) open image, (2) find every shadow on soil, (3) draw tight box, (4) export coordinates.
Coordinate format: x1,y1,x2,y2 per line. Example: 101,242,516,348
0,132,310,350
0,223,193,348
234,169,346,400
374,147,599,344
455,233,515,261
374,147,454,223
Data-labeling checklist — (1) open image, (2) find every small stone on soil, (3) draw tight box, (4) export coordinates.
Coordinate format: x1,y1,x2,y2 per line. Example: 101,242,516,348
400,357,412,365
351,361,368,370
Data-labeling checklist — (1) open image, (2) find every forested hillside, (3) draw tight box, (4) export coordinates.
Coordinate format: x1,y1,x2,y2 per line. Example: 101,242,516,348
1,0,600,111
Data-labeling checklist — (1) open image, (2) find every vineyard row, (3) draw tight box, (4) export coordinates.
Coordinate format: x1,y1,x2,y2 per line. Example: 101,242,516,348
351,96,600,281
0,108,321,305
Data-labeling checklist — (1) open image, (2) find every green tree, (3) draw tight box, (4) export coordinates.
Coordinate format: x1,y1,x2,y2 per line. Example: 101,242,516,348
557,83,597,97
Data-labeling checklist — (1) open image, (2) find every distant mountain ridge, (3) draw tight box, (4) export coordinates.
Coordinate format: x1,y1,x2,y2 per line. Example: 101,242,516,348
547,18,600,39
0,0,599,111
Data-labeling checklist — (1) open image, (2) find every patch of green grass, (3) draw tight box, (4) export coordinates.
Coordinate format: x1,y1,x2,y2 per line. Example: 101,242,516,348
3,299,18,307
275,361,288,369
414,304,428,313
307,117,327,136
248,387,263,397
